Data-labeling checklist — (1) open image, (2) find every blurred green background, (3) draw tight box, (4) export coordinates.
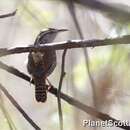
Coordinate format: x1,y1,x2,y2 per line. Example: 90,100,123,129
0,0,130,130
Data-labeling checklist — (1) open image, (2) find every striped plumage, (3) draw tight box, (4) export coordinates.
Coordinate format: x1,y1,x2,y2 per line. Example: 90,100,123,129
27,28,67,102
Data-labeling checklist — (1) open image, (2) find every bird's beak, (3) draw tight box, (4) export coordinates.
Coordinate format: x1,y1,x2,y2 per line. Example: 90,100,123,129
57,29,68,32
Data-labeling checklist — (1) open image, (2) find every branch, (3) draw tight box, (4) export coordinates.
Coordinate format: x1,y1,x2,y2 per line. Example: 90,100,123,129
63,0,130,24
66,0,97,109
0,95,15,130
0,10,17,18
66,3,98,130
57,49,67,130
0,61,30,82
0,61,129,130
0,35,130,57
0,83,41,130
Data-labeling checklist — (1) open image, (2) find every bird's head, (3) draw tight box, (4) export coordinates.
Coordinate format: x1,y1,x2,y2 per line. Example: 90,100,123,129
41,28,68,34
34,28,68,45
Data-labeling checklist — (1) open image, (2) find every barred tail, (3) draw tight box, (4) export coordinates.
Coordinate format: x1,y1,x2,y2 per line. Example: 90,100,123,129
35,85,47,102
34,77,47,102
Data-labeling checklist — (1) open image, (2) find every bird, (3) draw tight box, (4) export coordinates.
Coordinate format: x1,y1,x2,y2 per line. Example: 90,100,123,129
27,28,68,102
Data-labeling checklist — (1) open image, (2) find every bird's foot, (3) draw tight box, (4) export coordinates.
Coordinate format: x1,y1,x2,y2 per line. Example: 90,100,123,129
47,85,52,91
29,76,33,87
46,78,52,92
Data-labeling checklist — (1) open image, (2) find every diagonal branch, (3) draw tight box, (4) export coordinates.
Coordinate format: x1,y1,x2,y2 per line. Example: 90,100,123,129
0,83,41,130
0,35,130,57
0,61,129,130
0,10,17,18
0,94,15,130
66,0,97,108
66,2,97,130
63,0,130,24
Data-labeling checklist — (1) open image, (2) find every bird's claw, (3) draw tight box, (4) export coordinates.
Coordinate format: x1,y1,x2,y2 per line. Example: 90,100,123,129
29,76,33,87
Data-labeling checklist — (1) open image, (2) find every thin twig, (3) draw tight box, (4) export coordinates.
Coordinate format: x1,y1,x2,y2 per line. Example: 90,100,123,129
0,83,41,130
57,49,67,130
0,10,17,18
0,35,130,57
0,61,129,130
0,94,15,130
66,2,97,130
66,0,97,108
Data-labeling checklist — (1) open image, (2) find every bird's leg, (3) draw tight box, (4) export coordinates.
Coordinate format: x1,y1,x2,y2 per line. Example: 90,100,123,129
29,76,33,87
46,78,52,91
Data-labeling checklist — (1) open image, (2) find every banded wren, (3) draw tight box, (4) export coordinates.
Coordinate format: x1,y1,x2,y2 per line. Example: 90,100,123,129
27,28,67,102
